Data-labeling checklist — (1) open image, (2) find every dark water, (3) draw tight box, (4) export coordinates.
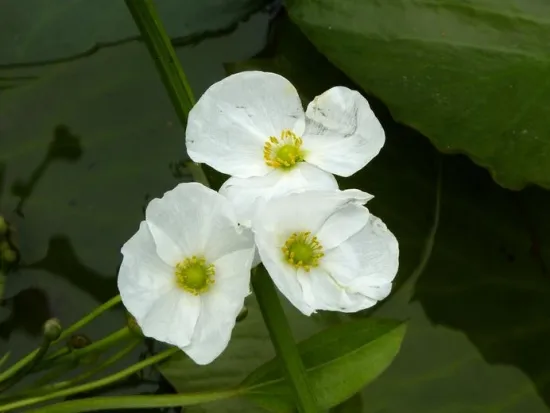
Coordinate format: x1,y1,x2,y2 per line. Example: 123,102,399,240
1,2,550,413
0,2,270,406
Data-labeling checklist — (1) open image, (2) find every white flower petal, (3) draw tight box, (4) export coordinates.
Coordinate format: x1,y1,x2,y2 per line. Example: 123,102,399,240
252,188,372,242
220,163,338,226
347,276,393,301
140,289,200,348
323,214,399,302
298,267,378,313
145,183,238,264
252,189,373,315
316,204,370,250
302,87,385,177
186,71,306,178
255,234,314,316
183,249,253,364
202,210,255,263
119,221,175,322
120,182,256,360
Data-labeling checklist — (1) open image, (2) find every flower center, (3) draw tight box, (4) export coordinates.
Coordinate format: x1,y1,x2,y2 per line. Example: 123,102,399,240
175,255,215,295
263,129,304,169
282,231,324,272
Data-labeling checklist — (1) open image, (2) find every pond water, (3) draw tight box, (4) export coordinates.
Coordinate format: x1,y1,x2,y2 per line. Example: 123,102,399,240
1,2,550,413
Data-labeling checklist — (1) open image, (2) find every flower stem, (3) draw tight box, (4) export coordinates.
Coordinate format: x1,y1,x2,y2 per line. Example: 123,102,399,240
124,0,196,127
0,337,51,393
13,338,141,401
0,295,122,384
57,295,122,342
251,266,319,413
36,327,133,372
0,347,179,412
27,389,239,413
0,353,10,370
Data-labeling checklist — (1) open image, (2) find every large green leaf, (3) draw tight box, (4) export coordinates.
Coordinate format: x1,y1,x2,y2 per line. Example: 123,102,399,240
285,0,550,190
242,319,405,412
161,15,550,413
0,0,270,64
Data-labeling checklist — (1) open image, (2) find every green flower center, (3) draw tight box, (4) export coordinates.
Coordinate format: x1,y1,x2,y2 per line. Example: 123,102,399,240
175,255,215,295
282,231,324,272
263,129,304,170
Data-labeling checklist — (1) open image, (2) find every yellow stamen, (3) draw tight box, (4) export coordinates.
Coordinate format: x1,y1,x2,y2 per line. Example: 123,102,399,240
263,129,304,170
175,255,215,295
281,231,324,272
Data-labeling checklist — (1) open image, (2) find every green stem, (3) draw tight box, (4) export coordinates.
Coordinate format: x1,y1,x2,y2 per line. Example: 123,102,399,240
40,346,70,363
0,353,10,370
0,347,178,412
36,327,132,372
0,339,140,404
70,339,141,384
251,266,319,413
33,363,77,388
20,339,141,400
185,161,211,188
28,389,238,413
0,295,122,384
58,295,122,342
0,337,51,392
0,351,35,384
125,0,196,127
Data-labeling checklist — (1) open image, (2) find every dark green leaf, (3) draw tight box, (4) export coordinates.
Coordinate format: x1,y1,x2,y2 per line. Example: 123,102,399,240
286,0,550,189
208,15,550,413
242,319,406,413
329,392,363,413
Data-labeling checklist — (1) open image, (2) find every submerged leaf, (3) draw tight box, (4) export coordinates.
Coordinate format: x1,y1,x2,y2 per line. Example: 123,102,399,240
1,0,271,64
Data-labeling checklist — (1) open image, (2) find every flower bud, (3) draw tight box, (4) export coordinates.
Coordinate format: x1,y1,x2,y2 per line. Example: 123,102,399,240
1,248,17,263
68,334,91,350
0,217,7,235
43,318,62,341
236,305,248,322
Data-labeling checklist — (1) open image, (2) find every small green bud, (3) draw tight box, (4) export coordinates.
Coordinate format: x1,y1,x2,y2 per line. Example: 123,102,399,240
67,334,91,350
43,318,62,341
236,305,248,323
126,312,143,336
0,217,7,235
1,248,17,263
0,241,10,251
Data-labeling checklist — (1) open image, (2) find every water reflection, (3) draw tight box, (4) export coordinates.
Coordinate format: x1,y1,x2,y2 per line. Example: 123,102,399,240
24,235,116,303
11,125,83,217
0,75,38,93
0,287,51,339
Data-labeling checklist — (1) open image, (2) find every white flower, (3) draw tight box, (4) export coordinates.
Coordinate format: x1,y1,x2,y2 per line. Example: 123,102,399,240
118,183,255,365
186,71,385,223
252,189,399,315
